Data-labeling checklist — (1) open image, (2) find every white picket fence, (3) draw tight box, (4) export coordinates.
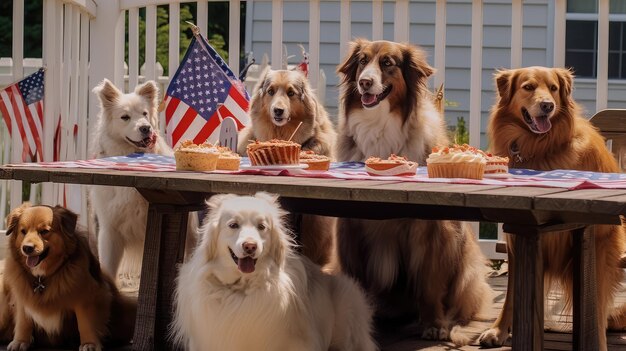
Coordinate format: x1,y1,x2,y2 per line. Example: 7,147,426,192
0,0,617,259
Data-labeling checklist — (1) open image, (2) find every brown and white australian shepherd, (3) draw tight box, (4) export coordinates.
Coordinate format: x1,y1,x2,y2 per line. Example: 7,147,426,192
478,66,626,350
237,68,337,267
1,203,136,350
335,38,493,344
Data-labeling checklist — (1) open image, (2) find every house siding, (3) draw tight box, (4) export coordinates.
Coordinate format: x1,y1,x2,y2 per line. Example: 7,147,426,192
245,0,620,148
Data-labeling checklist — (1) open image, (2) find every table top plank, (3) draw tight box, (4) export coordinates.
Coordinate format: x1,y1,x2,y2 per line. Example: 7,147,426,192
3,166,626,224
466,187,571,210
534,189,626,215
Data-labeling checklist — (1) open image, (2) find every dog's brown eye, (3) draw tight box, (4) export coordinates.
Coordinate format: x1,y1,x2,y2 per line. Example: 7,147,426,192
287,90,295,97
39,229,49,235
267,88,275,96
257,223,266,231
359,58,368,65
143,111,148,116
523,85,534,91
121,114,130,121
550,85,558,91
382,58,392,67
228,222,239,229
20,229,26,235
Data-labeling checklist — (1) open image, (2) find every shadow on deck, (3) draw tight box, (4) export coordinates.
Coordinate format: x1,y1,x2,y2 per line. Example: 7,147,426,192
1,268,626,350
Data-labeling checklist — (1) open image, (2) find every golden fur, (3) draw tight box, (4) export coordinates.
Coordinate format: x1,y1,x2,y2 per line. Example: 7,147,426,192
0,203,136,350
237,69,337,267
237,68,337,158
478,66,626,350
171,193,377,351
335,39,493,344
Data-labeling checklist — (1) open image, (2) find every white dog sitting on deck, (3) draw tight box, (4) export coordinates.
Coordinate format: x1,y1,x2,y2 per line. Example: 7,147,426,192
171,192,378,351
90,79,196,286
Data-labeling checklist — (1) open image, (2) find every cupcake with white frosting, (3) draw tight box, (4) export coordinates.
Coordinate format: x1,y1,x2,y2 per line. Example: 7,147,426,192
426,144,487,180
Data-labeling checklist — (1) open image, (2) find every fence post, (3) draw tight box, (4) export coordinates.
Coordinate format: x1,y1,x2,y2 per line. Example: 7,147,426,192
89,0,124,123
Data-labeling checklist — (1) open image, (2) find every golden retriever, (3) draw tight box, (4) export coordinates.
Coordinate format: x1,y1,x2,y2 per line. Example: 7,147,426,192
478,66,626,350
335,39,493,344
1,203,136,351
237,68,337,267
171,193,377,351
90,79,197,284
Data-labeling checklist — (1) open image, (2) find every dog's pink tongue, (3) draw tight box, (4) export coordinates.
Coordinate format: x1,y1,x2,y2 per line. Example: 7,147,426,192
238,257,256,273
361,93,377,105
534,115,552,133
26,255,40,268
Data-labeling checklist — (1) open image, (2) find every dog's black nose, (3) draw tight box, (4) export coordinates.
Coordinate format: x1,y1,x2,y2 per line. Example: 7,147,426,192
540,101,554,113
273,108,284,117
22,245,34,255
359,78,373,91
243,242,257,255
139,125,152,135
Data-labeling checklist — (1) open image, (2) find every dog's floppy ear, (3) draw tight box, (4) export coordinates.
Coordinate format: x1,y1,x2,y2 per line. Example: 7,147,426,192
402,43,435,79
93,79,122,111
254,192,291,266
337,38,366,82
555,68,574,106
494,69,517,105
5,202,31,236
202,194,237,261
297,74,318,120
401,44,434,114
52,205,78,235
254,67,273,98
135,80,160,108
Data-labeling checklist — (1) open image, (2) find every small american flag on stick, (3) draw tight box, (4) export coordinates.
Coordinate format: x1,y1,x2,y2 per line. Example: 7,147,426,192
163,24,250,148
0,68,45,162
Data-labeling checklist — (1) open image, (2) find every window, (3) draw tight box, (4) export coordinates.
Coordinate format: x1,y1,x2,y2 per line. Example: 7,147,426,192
565,0,626,79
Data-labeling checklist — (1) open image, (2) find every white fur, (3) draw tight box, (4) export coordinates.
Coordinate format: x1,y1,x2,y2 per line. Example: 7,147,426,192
89,79,196,281
345,99,442,163
172,193,378,351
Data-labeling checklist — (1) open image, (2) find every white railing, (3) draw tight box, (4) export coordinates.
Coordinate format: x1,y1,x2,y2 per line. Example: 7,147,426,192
1,0,617,259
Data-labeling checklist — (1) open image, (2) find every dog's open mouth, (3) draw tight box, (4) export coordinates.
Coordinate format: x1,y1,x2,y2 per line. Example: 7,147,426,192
361,85,392,108
521,107,552,134
25,247,49,268
126,134,157,149
229,248,257,274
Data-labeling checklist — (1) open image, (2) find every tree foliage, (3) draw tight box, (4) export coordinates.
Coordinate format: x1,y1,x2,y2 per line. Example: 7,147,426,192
0,0,43,58
127,3,240,76
0,1,244,76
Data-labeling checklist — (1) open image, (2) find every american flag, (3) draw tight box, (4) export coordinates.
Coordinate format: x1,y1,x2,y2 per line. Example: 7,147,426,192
163,34,250,148
0,68,44,162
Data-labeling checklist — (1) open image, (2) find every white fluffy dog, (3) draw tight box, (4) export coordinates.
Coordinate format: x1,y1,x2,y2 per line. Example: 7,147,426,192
90,79,196,281
172,193,378,351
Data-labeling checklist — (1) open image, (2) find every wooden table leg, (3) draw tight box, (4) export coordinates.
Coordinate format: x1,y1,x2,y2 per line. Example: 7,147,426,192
573,227,598,351
506,226,544,351
132,204,189,351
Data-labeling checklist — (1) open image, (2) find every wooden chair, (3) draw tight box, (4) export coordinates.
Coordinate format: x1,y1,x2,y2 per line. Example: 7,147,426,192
590,108,626,172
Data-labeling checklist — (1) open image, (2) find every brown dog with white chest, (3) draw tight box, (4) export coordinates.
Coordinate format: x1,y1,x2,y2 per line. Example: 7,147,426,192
1,203,136,351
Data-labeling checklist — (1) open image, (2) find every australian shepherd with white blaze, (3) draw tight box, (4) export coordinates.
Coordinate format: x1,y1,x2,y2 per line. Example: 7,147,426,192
171,193,377,351
237,68,338,267
90,79,197,284
335,39,493,344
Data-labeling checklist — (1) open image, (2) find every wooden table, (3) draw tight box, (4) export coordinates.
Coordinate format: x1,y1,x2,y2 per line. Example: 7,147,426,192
2,165,626,351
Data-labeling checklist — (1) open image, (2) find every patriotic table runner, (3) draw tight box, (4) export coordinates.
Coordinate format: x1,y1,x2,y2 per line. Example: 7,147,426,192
8,153,626,190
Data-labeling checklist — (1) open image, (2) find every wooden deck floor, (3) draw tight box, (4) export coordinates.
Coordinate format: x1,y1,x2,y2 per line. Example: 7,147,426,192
379,274,626,351
2,265,626,350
